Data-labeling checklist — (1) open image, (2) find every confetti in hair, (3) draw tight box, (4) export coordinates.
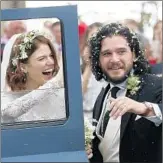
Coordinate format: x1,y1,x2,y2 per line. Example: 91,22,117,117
88,23,150,81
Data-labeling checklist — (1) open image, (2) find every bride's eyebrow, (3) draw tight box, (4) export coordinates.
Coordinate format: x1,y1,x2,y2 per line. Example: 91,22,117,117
36,55,46,59
36,53,52,59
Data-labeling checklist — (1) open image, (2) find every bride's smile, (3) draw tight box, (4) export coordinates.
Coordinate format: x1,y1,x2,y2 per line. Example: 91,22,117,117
22,43,57,87
5,32,59,91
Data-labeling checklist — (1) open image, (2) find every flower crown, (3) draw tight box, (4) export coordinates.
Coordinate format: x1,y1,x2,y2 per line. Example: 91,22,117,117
12,30,50,67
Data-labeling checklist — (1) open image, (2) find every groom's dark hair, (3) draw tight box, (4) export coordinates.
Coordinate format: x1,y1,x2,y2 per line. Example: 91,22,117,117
88,23,150,81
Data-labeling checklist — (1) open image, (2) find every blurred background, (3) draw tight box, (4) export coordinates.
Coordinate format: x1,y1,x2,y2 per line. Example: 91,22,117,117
1,1,162,65
1,1,162,38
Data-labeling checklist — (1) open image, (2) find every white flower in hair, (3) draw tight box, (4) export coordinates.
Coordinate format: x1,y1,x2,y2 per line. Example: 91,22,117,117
19,51,28,59
12,58,18,67
11,30,51,68
19,44,25,51
24,37,30,43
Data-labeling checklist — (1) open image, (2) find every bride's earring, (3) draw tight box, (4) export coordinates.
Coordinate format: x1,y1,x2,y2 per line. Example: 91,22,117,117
23,72,27,82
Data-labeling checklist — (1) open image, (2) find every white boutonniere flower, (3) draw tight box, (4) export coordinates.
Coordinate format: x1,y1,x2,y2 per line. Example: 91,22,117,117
127,74,141,95
84,118,95,150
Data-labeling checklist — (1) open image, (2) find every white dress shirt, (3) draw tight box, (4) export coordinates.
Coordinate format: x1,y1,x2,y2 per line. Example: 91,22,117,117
96,80,162,162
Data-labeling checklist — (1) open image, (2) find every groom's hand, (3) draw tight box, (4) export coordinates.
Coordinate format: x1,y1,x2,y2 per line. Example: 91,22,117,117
109,97,155,120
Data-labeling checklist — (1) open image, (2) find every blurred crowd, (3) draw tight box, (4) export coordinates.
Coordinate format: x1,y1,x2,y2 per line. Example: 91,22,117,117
1,18,162,121
1,19,162,66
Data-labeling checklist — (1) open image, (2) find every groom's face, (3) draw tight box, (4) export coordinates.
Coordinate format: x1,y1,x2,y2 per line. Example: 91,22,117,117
99,35,135,83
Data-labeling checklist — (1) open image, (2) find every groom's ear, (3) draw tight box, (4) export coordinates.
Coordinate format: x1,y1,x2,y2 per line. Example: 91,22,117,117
20,63,27,73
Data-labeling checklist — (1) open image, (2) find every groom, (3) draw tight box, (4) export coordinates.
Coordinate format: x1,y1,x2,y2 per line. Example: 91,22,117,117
88,23,162,163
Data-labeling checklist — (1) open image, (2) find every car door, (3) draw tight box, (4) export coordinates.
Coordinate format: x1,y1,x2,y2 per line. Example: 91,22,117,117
1,5,88,162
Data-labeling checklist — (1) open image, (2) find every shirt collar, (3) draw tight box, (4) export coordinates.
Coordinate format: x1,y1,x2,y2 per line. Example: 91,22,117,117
110,80,127,90
102,79,127,90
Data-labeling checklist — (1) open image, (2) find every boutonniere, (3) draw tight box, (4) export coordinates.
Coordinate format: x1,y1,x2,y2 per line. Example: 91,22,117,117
84,118,95,150
127,74,141,95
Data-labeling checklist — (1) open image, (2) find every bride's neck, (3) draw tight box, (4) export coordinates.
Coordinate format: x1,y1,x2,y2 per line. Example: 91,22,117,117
25,80,41,90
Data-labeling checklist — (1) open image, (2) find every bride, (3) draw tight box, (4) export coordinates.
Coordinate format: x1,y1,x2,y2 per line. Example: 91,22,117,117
1,30,66,123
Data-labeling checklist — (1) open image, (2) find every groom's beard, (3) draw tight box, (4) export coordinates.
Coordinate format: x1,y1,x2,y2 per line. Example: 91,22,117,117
102,68,132,84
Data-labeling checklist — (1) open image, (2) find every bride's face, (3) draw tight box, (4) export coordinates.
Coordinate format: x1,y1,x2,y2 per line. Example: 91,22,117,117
22,43,55,87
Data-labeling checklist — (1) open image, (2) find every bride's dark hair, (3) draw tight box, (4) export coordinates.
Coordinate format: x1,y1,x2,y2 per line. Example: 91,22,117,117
6,34,59,91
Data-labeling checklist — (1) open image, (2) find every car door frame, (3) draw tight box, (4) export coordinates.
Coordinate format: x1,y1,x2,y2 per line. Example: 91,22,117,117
1,5,88,162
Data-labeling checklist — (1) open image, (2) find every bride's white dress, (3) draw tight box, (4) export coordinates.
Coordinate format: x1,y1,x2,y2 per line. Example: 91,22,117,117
1,78,66,123
1,33,66,124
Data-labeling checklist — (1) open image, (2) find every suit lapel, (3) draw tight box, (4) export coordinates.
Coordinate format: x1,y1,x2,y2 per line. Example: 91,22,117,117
120,75,145,140
94,75,146,139
93,84,110,126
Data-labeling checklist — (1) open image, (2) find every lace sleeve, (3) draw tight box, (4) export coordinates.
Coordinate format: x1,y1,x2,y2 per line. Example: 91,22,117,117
1,80,57,121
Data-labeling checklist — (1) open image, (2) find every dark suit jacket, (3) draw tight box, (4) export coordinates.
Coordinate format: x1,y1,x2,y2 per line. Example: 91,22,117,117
150,63,162,75
90,74,162,163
